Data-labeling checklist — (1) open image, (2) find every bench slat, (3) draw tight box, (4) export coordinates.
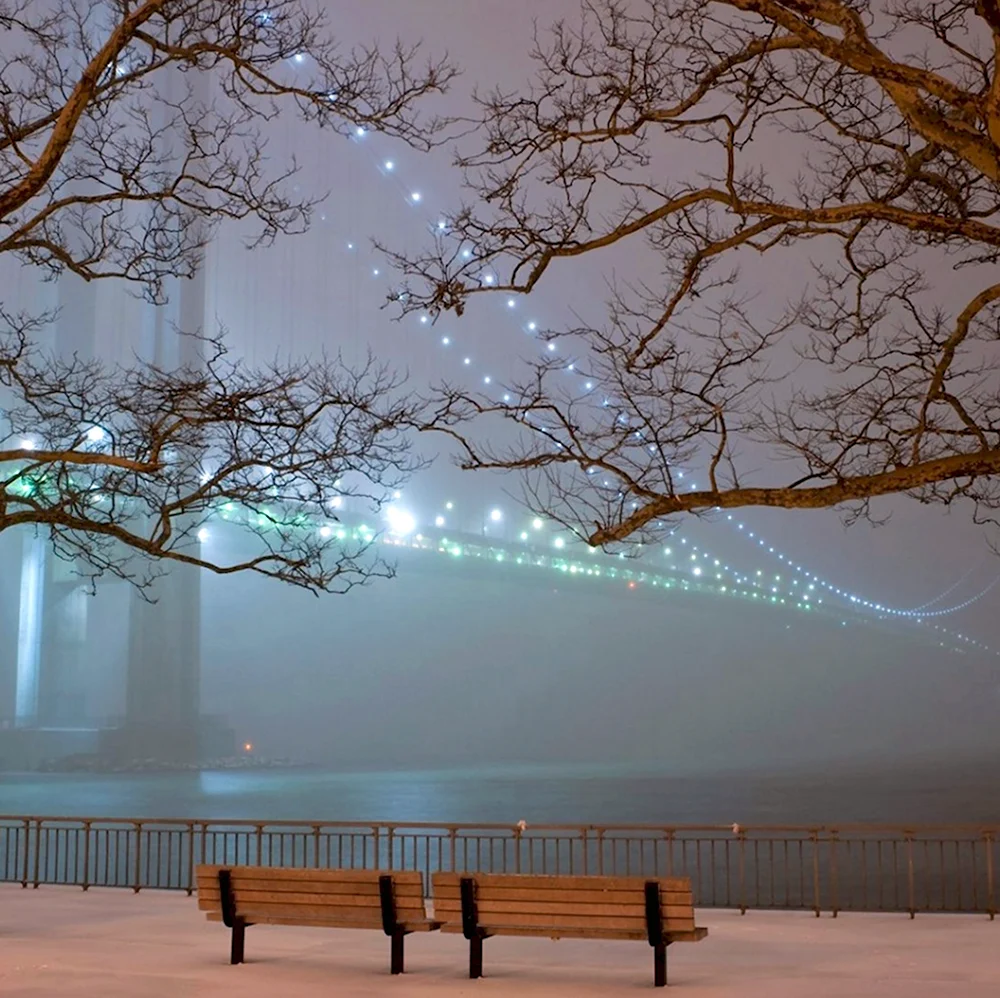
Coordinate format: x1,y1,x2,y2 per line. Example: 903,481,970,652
431,899,692,920
440,923,647,941
217,903,388,921
205,912,440,932
196,877,423,898
439,923,705,942
432,872,690,892
198,892,426,913
196,865,422,886
199,889,423,908
432,885,692,906
437,911,691,932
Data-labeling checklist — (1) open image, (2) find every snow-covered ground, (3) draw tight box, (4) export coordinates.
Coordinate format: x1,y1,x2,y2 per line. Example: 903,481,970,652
1,884,997,996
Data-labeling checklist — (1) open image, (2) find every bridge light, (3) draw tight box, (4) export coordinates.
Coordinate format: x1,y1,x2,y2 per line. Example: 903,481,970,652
386,506,416,537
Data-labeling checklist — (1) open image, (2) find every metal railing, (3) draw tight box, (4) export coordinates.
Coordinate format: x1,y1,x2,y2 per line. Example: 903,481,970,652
1,816,996,917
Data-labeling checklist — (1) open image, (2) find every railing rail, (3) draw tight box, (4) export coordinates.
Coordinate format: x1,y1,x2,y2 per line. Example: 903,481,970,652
1,815,996,917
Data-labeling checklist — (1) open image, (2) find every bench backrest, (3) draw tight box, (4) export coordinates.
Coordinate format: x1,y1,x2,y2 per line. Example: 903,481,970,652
432,872,695,937
196,865,425,927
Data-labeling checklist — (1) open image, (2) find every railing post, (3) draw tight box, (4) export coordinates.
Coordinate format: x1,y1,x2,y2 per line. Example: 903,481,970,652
81,821,91,892
738,828,747,916
830,830,839,918
32,819,42,889
186,821,195,895
449,827,457,872
387,826,395,870
906,833,916,919
133,822,142,893
513,823,522,874
255,824,263,867
811,830,821,918
581,827,588,876
985,833,995,921
21,817,31,888
312,825,321,868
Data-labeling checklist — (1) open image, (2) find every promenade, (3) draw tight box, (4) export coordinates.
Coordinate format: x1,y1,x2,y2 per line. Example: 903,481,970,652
0,884,996,996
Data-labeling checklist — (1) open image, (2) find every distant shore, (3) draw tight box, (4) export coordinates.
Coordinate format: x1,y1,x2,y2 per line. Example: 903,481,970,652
32,755,317,775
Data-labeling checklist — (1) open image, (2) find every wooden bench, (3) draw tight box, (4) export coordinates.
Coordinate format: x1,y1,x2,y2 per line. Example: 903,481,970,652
432,872,707,987
196,865,440,973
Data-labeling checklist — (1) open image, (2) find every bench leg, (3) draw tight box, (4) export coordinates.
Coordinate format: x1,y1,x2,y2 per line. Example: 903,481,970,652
390,929,405,975
230,918,247,965
469,935,484,979
653,942,667,987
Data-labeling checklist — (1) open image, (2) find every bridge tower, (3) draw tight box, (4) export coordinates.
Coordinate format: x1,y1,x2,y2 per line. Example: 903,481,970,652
0,65,208,767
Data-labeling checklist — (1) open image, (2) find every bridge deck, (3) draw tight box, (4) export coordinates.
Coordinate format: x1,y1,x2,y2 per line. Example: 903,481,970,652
1,884,997,996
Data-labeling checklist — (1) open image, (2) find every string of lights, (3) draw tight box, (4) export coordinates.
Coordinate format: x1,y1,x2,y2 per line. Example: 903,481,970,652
205,47,996,655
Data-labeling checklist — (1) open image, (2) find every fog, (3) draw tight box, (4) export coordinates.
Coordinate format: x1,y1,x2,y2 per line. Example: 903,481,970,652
1,1,999,812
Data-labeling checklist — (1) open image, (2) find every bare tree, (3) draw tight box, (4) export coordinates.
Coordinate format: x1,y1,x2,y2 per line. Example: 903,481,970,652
2,324,422,591
388,0,1000,547
1,0,455,589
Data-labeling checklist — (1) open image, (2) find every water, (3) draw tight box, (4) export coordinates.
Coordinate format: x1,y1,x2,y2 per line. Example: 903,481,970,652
2,757,997,826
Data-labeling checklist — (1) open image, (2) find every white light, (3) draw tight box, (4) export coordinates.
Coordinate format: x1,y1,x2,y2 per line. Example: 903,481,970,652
293,53,305,64
483,274,495,285
507,299,516,308
484,376,491,384
553,537,565,550
445,502,454,510
347,242,354,250
384,160,395,171
442,336,450,345
372,268,379,276
355,126,366,137
86,426,107,444
329,496,343,509
19,438,35,451
197,528,209,543
503,393,511,402
410,191,422,202
532,518,544,530
547,343,556,352
585,381,593,390
692,566,702,576
527,322,537,331
489,508,503,523
435,515,446,527
438,220,447,231
319,526,333,539
463,357,471,365
393,490,402,500
520,531,529,541
567,363,575,371
386,505,417,537
462,249,472,259
420,315,429,324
